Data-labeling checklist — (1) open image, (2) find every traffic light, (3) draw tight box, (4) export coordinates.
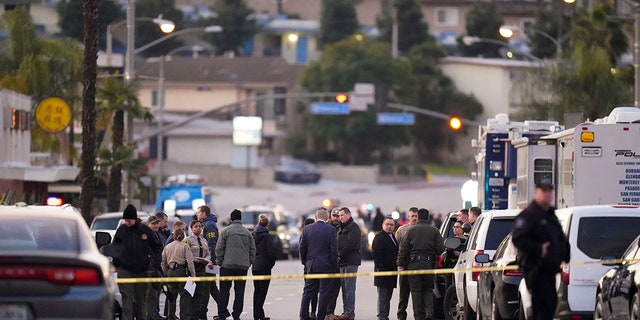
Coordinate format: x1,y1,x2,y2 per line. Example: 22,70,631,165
335,93,349,104
449,116,462,130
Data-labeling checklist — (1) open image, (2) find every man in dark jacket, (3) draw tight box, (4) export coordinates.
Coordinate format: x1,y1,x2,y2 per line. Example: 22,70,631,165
397,208,444,320
512,183,570,320
197,205,221,316
252,214,277,320
372,217,398,320
112,204,163,320
299,207,338,320
335,207,361,320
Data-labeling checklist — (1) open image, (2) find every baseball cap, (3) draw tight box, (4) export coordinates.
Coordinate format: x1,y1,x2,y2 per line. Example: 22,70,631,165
147,216,160,224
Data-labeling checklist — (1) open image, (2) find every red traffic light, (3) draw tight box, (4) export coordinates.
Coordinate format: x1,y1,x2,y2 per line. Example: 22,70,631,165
449,117,462,130
335,93,349,104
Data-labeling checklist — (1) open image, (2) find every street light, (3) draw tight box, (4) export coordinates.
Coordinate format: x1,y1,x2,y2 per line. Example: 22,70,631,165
462,35,541,61
106,15,175,68
499,25,569,58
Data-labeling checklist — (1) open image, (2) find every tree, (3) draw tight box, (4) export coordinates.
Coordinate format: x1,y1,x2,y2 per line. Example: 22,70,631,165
80,0,99,221
407,42,483,160
457,2,504,58
57,0,121,48
200,0,257,55
527,7,571,59
394,0,432,54
136,0,185,57
96,77,152,212
300,38,414,164
320,0,359,47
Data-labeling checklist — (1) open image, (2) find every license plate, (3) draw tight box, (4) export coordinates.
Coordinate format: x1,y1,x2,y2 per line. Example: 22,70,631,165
0,304,29,320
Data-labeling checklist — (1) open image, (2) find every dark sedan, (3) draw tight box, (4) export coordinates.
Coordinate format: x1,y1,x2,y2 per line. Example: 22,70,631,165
595,235,640,320
0,203,116,319
476,233,523,320
275,158,321,183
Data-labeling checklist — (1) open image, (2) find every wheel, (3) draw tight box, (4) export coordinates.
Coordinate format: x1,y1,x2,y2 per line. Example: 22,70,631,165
594,293,605,320
518,297,526,320
491,293,503,320
631,293,639,320
444,284,462,320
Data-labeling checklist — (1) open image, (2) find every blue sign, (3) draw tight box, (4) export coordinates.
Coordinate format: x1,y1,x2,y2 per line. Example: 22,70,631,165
310,102,350,115
377,113,415,125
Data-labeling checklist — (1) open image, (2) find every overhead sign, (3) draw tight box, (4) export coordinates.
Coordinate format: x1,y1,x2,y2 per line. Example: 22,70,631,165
35,97,72,133
377,113,415,125
310,102,350,115
233,116,262,146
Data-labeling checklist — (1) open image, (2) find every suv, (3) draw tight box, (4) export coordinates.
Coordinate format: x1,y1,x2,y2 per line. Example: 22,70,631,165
89,211,149,239
519,205,640,320
453,210,519,320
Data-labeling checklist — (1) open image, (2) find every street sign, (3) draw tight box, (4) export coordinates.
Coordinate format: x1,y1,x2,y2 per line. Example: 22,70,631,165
310,102,350,115
377,113,415,125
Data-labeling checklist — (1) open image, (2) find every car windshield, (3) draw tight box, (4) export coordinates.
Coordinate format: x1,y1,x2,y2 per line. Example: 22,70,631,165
91,216,120,230
484,218,515,250
0,218,78,251
577,217,640,259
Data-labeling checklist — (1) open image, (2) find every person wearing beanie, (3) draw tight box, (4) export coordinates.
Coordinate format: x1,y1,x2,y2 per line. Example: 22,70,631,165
112,204,163,320
214,209,256,320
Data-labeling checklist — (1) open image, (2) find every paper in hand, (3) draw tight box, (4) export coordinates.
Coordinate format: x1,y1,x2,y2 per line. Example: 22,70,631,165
205,264,220,275
185,277,196,297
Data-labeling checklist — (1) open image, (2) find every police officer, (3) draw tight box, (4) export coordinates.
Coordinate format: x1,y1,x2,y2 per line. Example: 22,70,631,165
162,229,196,320
512,183,570,320
397,208,444,320
186,220,212,320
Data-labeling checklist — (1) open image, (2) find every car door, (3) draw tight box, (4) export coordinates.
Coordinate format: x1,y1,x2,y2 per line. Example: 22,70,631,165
609,239,639,319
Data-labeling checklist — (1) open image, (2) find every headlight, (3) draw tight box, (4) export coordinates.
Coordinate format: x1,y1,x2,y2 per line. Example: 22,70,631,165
285,234,291,240
367,231,375,247
279,233,286,240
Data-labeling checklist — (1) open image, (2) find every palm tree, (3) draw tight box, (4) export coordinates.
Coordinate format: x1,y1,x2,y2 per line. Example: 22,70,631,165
97,77,152,211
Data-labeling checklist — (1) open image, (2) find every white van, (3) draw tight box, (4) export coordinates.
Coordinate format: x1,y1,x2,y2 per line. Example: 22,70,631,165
519,205,640,320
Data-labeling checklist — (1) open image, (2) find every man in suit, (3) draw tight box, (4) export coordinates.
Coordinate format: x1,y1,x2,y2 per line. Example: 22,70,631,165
299,207,338,320
372,217,399,320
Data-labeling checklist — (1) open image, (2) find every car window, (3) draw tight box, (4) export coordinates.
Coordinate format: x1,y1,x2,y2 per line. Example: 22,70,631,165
484,218,515,250
577,217,640,259
469,218,484,250
493,236,508,259
0,218,77,251
91,217,121,230
622,238,639,260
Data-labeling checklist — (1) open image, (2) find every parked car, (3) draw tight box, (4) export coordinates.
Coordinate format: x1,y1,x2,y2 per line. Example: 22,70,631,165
595,235,640,320
476,233,523,320
519,205,640,320
454,209,519,320
275,158,321,184
0,203,116,319
89,211,149,239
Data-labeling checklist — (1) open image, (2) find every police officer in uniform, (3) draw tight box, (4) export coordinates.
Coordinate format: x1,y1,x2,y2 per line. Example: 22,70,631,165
512,183,570,320
186,220,212,320
397,208,444,320
162,229,197,320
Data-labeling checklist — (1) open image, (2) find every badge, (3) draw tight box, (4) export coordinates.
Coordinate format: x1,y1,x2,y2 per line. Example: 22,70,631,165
141,233,148,240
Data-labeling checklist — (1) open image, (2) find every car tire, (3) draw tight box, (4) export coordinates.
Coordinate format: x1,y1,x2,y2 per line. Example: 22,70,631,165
444,284,461,320
594,293,605,320
631,292,639,320
518,297,526,320
491,293,503,320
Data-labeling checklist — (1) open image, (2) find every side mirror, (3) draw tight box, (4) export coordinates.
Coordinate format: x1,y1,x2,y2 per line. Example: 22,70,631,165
600,255,620,266
95,231,112,248
444,237,461,250
462,222,471,234
475,253,490,264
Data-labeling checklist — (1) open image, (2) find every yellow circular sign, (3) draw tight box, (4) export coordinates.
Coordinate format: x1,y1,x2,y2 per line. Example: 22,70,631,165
36,97,72,133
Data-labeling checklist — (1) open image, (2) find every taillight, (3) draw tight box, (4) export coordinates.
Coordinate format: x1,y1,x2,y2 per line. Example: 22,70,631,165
504,269,523,277
472,250,484,281
561,265,570,285
0,265,101,285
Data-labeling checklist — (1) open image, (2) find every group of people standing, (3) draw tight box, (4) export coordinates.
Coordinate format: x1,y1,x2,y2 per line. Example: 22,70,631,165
108,205,277,320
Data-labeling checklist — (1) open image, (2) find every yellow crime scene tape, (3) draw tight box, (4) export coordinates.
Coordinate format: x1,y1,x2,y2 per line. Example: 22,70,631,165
115,257,640,284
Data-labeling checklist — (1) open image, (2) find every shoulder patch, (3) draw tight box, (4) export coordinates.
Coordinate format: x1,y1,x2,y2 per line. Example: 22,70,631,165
141,233,148,240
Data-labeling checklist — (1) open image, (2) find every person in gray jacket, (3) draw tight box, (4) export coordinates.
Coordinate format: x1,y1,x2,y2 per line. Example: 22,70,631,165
214,209,256,320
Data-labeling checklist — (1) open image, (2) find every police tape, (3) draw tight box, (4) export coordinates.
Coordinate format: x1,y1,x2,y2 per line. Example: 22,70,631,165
115,257,640,284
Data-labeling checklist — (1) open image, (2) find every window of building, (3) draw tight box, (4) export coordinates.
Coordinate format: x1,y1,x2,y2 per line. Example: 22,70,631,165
435,8,458,27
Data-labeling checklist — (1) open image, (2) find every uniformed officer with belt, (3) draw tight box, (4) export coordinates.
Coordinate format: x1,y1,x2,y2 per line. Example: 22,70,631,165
186,220,213,320
162,228,196,320
397,208,444,320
